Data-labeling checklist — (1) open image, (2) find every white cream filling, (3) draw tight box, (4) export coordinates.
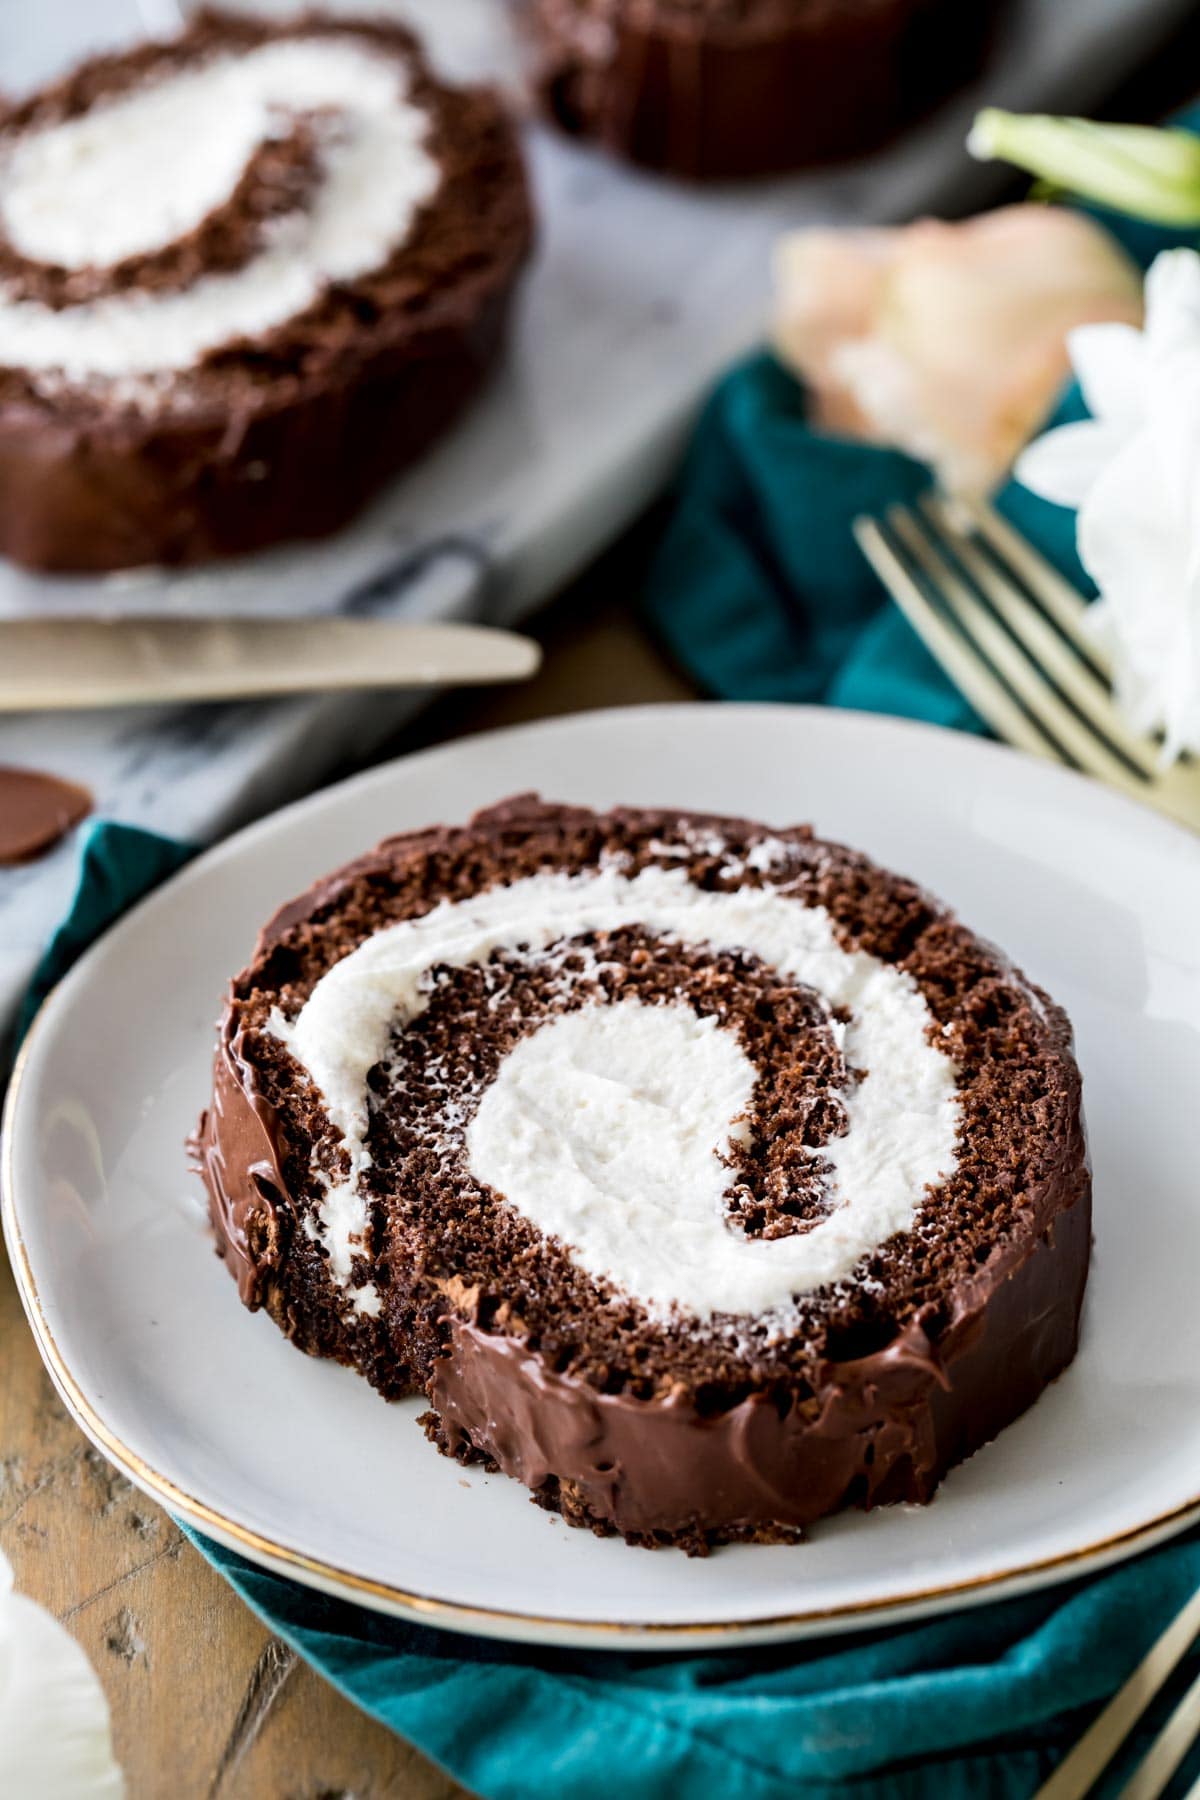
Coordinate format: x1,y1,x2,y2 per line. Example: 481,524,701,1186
0,39,439,379
468,1000,766,1316
270,865,960,1324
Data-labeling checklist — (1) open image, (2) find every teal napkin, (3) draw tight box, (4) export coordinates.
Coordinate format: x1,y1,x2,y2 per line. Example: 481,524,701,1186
17,824,1200,1800
643,354,1090,720
15,821,195,1045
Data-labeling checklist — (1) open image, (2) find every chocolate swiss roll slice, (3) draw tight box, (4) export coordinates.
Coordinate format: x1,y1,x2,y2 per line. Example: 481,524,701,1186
0,10,532,571
534,0,999,180
194,797,1091,1553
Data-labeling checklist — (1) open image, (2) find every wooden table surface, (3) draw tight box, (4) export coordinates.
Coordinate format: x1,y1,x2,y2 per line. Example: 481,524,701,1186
6,29,1200,1790
0,571,693,1800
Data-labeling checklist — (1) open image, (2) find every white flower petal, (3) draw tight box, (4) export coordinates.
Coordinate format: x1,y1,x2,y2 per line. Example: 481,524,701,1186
1018,247,1200,760
1014,419,1129,509
1144,247,1200,363
1144,355,1200,555
1066,320,1146,426
1078,425,1200,759
0,1549,124,1799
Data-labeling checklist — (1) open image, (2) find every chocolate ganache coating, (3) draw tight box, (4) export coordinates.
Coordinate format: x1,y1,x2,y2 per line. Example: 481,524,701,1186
193,796,1091,1553
0,11,533,572
533,0,1001,180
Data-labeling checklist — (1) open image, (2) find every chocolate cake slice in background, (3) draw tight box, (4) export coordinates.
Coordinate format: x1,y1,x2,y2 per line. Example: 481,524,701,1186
533,0,1001,179
194,796,1091,1554
0,10,533,572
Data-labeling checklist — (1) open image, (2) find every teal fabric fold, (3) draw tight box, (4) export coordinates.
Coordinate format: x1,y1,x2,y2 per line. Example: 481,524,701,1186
643,355,1093,721
19,127,1200,1797
15,820,196,1043
181,1527,1200,1800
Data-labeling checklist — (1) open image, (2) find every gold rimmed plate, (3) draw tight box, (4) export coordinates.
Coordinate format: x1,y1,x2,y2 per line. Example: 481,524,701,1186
6,705,1200,1649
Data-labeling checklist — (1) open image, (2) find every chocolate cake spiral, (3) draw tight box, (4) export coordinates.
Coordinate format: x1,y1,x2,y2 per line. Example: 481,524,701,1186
0,11,533,571
193,797,1091,1554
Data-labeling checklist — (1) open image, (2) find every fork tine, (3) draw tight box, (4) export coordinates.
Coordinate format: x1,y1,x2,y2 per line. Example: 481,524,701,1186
885,506,1151,804
918,494,1160,779
1033,1585,1200,1800
852,516,1061,763
1120,1663,1200,1800
959,496,1112,676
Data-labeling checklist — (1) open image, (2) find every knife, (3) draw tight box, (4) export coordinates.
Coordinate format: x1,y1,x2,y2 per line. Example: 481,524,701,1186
0,615,541,711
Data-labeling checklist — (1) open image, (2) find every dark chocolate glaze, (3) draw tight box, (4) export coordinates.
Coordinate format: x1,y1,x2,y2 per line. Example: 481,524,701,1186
195,797,1093,1550
430,1147,1089,1540
534,0,999,180
190,1021,288,1308
0,12,533,573
0,765,91,863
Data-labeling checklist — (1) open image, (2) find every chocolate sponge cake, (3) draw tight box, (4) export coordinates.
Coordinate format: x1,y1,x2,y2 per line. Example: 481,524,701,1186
193,797,1090,1553
0,11,532,572
534,0,998,179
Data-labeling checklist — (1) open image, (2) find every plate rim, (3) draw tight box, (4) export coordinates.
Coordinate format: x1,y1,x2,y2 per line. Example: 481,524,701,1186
7,701,1200,1650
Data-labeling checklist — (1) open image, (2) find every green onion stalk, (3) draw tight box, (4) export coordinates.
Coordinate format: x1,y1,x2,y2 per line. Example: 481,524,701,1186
968,109,1200,227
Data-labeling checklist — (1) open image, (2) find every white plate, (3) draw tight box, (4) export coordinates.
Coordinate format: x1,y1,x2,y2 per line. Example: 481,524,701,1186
5,705,1200,1650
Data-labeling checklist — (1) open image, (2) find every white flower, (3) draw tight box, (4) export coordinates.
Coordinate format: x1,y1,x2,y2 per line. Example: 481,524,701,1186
0,1549,124,1798
1017,248,1200,762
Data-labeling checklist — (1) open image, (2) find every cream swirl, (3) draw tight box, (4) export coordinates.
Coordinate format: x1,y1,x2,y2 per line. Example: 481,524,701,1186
271,864,960,1323
0,38,438,379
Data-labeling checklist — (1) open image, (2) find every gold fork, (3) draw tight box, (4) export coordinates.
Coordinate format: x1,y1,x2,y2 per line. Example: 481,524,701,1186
853,494,1200,831
858,488,1200,1792
1032,1583,1200,1799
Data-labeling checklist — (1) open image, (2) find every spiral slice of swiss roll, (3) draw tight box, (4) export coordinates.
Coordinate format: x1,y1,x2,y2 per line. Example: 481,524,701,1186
193,796,1091,1554
0,10,533,571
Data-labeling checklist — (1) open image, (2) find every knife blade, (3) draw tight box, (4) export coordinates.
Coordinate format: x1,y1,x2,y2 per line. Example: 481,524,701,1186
0,615,541,711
